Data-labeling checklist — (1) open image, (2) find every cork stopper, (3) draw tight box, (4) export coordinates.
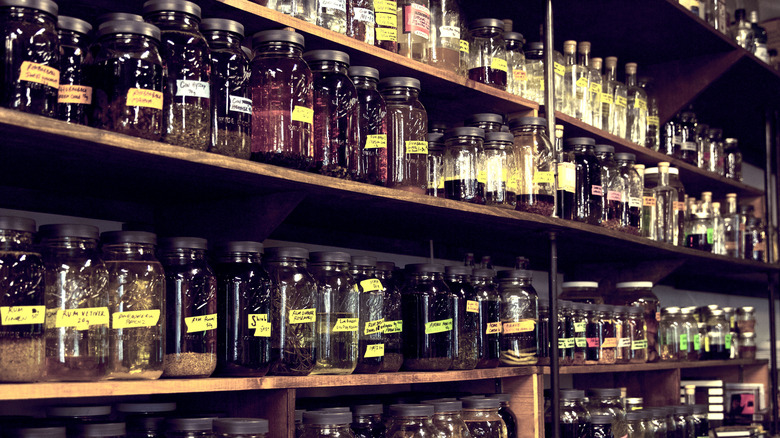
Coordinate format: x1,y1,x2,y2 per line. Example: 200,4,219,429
658,161,670,170
625,62,638,74
701,191,713,201
591,57,602,70
577,41,591,54
726,193,737,199
555,124,564,138
605,56,618,68
634,164,645,177
563,40,577,54
502,19,513,32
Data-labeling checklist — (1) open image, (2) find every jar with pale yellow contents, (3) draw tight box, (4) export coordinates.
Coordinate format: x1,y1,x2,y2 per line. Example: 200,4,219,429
498,269,538,365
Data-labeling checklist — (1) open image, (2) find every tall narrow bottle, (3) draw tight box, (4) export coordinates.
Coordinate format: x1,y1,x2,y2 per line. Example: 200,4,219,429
639,77,660,151
429,0,461,74
625,62,647,146
653,162,677,244
723,193,743,258
732,9,754,52
712,201,725,255
750,11,770,63
563,40,587,120
641,166,657,240
398,0,431,63
576,42,595,125
589,57,603,130
603,57,627,138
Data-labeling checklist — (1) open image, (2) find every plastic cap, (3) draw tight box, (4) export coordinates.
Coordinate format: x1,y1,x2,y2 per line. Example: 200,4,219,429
379,77,421,91
468,18,504,30
159,237,208,250
352,404,383,416
265,246,309,260
497,269,532,280
96,12,143,24
445,266,473,277
48,405,111,418
251,30,305,47
559,389,585,400
98,21,161,41
564,137,596,147
376,261,395,271
428,132,445,145
101,231,157,245
6,427,66,438
615,153,636,161
472,269,496,280
0,0,57,15
462,398,500,409
213,241,263,255
508,116,547,129
200,18,244,36
405,263,445,274
348,66,380,80
213,418,269,435
0,216,35,232
73,423,126,438
303,49,350,65
142,0,201,18
388,404,435,417
594,145,615,154
58,16,92,34
466,113,503,125
426,401,463,413
484,132,514,144
39,224,99,240
351,255,377,267
116,402,177,413
310,251,351,264
444,127,485,140
586,388,621,398
504,31,523,42
562,281,599,289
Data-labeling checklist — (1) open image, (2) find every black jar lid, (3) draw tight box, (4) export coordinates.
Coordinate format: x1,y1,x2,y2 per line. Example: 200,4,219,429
527,42,544,51
101,230,157,245
692,404,707,414
303,49,350,65
594,144,615,154
430,121,449,132
466,113,503,125
564,137,596,147
97,12,143,24
484,132,514,144
0,216,35,232
213,418,269,435
5,427,66,438
388,404,434,418
472,269,496,280
586,388,621,398
379,77,421,91
73,423,126,438
559,389,585,400
625,411,646,421
348,66,379,80
165,418,213,432
427,401,462,413
213,241,263,255
58,16,92,35
673,405,693,415
462,398,500,409
504,31,524,42
48,405,111,418
468,18,504,30
444,127,485,140
142,0,201,19
310,251,351,264
0,0,57,15
485,394,511,403
199,18,244,36
252,29,305,48
497,269,532,280
427,132,445,146
117,402,176,414
405,263,445,274
615,152,636,161
508,116,547,129
351,255,377,267
376,261,395,271
265,246,309,260
98,20,161,41
302,411,352,425
590,415,614,425
39,224,99,240
159,237,207,250
351,404,383,416
445,265,473,277
595,304,612,313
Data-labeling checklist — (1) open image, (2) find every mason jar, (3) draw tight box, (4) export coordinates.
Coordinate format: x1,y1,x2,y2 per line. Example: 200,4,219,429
57,16,92,125
443,127,485,204
377,261,403,372
461,398,507,438
497,269,538,366
509,117,555,216
467,19,507,90
350,256,385,374
445,266,479,370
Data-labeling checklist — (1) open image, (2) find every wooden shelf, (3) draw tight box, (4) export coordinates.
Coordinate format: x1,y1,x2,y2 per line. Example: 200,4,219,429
544,358,766,375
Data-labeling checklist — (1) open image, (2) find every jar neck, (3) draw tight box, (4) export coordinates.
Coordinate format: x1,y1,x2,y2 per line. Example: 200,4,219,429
513,125,548,137
311,261,350,272
0,229,34,251
470,27,502,38
410,272,444,282
43,237,98,250
256,42,303,58
216,252,262,264
381,87,420,101
266,257,306,268
160,248,206,262
100,33,160,48
145,11,200,31
352,266,377,277
59,30,89,49
626,72,638,87
103,243,157,260
204,31,243,50
499,278,531,286
352,76,379,90
309,61,348,75
605,64,617,81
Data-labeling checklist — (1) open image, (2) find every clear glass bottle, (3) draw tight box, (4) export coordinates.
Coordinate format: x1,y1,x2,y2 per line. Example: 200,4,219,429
380,76,428,194
669,167,686,246
401,264,453,371
571,302,588,366
638,77,660,151
57,16,92,125
723,193,743,258
696,122,710,169
301,412,354,438
349,66,388,186
724,138,743,182
504,32,526,98
429,0,461,74
627,306,647,363
675,111,698,165
624,62,647,146
707,128,725,176
274,0,316,24
745,217,767,262
564,137,602,225
386,405,436,438
595,145,625,231
562,40,586,120
473,269,500,369
373,0,398,53
639,165,656,239
732,8,754,51
316,0,347,34
445,266,479,370
614,306,631,364
397,0,431,63
659,307,681,362
577,42,597,126
616,281,660,363
347,0,375,45
680,307,700,361
461,398,507,438
661,116,677,157
548,390,590,438
594,305,617,365
706,0,728,34
537,299,550,365
524,42,543,105
603,56,627,138
427,132,446,198
377,261,403,372
444,127,485,204
41,224,109,381
351,404,385,438
586,54,602,130
687,211,713,252
467,19,507,90
509,116,556,217
481,131,516,208
498,269,538,366
751,11,770,62
705,308,730,360
350,256,385,374
557,140,577,221
652,163,677,245
615,154,642,234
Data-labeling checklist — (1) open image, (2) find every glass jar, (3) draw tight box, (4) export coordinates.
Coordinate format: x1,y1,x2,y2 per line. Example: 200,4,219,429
509,117,555,216
624,398,642,412
461,398,506,438
613,307,630,364
401,263,453,371
615,153,642,234
497,269,538,366
669,166,686,246
738,332,756,359
571,302,588,366
90,20,164,141
397,0,431,63
373,0,397,53
57,16,92,125
557,301,575,366
305,50,360,179
426,400,470,438
74,423,126,438
0,0,59,117
523,42,543,105
596,305,616,365
559,281,601,304
351,404,385,438
551,390,590,438
308,251,360,375
465,113,503,133
444,127,485,204
674,111,697,165
386,404,436,438
736,306,756,334
41,224,109,381
201,19,251,159
705,309,730,360
350,256,385,374
0,216,45,382
472,269,500,369
467,19,507,90
627,307,647,363
481,132,516,208
117,402,176,438
595,145,625,231
102,231,165,380
564,137,602,225
504,32,525,98
213,241,273,377
165,418,214,438
707,128,725,176
429,0,461,74
249,30,313,170
659,307,681,362
159,237,217,378
380,77,428,194
486,394,517,438
427,132,445,198
623,412,645,438
537,300,550,365
445,266,479,370
586,388,624,421
615,281,659,362
347,0,374,45
349,66,388,186
679,306,700,361
671,406,690,438
745,217,767,262
691,405,709,438
316,0,347,34
377,261,403,372
213,419,268,438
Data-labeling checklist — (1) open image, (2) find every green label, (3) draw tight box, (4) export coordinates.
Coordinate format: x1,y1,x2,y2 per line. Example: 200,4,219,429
575,337,586,348
680,333,688,346
425,318,453,334
707,227,714,244
726,333,732,350
383,320,402,334
694,334,701,351
631,339,648,350
574,322,586,333
565,338,576,348
558,338,567,349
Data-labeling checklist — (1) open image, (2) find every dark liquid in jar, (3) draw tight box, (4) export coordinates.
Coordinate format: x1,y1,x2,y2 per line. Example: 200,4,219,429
401,290,452,371
705,342,729,360
516,194,555,216
628,206,641,228
498,408,517,438
685,234,712,251
58,36,88,125
557,190,576,220
445,179,482,204
464,419,504,438
354,84,388,185
312,69,359,179
476,300,500,368
468,67,507,90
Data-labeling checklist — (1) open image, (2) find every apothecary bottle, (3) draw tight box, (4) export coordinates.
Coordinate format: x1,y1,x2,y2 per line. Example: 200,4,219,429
564,137,602,225
523,42,543,104
350,256,385,374
165,418,214,438
659,307,681,362
159,237,217,378
380,77,428,194
57,16,92,125
0,216,45,382
397,0,431,63
736,306,756,334
675,111,698,165
705,308,731,360
509,117,555,216
624,62,647,147
724,138,743,181
143,0,212,151
445,266,479,370
401,263,453,371
481,132,516,208
316,0,347,34
213,241,272,377
679,306,700,361
638,77,660,151
626,307,647,363
347,0,374,45
706,128,725,175
467,19,507,90
373,0,397,53
427,132,445,197
549,389,590,438
613,307,631,364
653,163,677,244
249,30,313,170
264,247,316,376
504,32,526,98
349,66,388,185
214,419,269,438
498,269,538,366
41,224,109,381
308,251,360,375
444,127,485,204
556,301,574,366
429,0,461,74
472,269,500,369
602,56,627,139
571,302,588,365
377,261,403,372
201,19,251,160
0,0,59,117
102,231,165,381
90,20,164,141
596,305,616,364
274,0,316,24
386,404,436,438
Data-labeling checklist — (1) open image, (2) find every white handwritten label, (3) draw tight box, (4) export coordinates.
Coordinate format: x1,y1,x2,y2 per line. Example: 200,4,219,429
229,95,252,114
176,80,210,98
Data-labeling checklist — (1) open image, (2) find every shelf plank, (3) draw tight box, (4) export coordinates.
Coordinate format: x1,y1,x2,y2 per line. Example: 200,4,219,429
545,358,766,375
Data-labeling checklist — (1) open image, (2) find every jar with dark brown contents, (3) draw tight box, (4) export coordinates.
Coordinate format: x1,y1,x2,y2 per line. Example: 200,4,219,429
445,266,479,370
373,0,397,52
472,269,500,369
571,302,587,365
57,16,92,125
350,256,385,374
0,0,59,117
557,301,575,366
143,0,212,150
377,261,403,372
201,19,251,159
584,303,600,365
349,66,388,186
159,237,217,378
509,117,555,216
443,127,485,204
427,132,445,198
537,300,550,365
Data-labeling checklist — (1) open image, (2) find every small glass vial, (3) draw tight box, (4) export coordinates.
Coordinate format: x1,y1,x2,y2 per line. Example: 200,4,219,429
351,404,385,438
467,19,508,90
386,405,436,438
48,404,112,425
377,261,403,372
705,308,731,360
571,302,588,366
627,306,647,363
165,418,214,438
509,117,556,216
707,128,725,176
481,132,516,208
350,256,385,374
504,32,526,98
443,127,485,204
473,269,500,369
349,66,388,186
659,307,681,362
445,266,479,370
102,231,165,380
397,0,432,63
427,132,446,198
57,16,92,125
498,268,538,366
213,418,268,438
461,398,507,438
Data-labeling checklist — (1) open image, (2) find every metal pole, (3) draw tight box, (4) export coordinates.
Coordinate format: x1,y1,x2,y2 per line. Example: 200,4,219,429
548,232,560,438
770,273,778,435
544,0,557,135
768,108,780,435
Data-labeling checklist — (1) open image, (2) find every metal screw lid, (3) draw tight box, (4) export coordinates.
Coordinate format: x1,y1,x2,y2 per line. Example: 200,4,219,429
309,251,352,264
159,237,208,250
379,77,421,91
251,30,305,48
213,419,269,435
199,18,244,36
0,0,57,16
39,224,100,240
142,0,201,19
348,66,380,80
468,18,504,30
97,21,162,41
101,231,157,245
213,241,263,255
444,127,485,140
58,16,93,35
303,49,350,65
0,216,35,232
264,246,309,260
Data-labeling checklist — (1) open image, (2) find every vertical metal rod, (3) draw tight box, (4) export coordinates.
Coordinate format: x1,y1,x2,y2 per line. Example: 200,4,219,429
765,109,775,265
768,108,780,435
544,0,557,135
548,232,560,438
770,273,778,435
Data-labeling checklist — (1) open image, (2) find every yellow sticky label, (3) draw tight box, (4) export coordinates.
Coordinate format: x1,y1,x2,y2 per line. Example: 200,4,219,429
374,0,396,14
601,337,618,348
333,317,359,332
459,40,469,53
635,98,647,110
361,279,384,292
291,105,314,124
486,321,502,334
249,314,271,337
615,96,627,107
503,319,535,334
365,134,387,149
126,88,163,110
540,78,545,91
55,307,110,330
601,93,613,104
507,172,520,193
477,170,487,184
643,196,656,207
576,76,589,89
406,140,428,154
375,12,396,27
365,343,385,357
112,310,160,329
490,58,508,73
553,62,565,77
0,306,45,325
466,300,479,313
58,84,92,104
425,318,453,334
557,162,576,193
376,28,398,42
289,308,316,324
532,171,555,184
365,318,385,335
383,320,402,333
513,70,527,82
184,313,217,333
648,115,659,125
590,82,601,94
19,61,59,88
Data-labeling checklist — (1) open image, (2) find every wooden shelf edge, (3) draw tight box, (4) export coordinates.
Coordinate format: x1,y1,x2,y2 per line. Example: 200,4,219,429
541,358,767,375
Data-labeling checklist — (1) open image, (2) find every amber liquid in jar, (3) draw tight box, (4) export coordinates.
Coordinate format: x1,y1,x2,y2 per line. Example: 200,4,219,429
468,67,507,89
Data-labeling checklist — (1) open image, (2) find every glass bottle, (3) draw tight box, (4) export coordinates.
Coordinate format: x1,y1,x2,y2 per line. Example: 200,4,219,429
653,162,677,245
397,0,431,63
302,412,355,438
639,165,657,239
317,0,347,34
597,305,617,365
736,306,756,334
380,76,428,194
309,251,359,375
707,128,725,175
627,306,647,363
571,302,588,365
587,388,625,421
624,62,647,146
445,266,479,370
706,0,728,34
549,390,590,438
675,111,698,165
427,132,446,197
680,307,700,361
143,0,212,151
386,405,437,438
696,122,710,169
504,32,526,98
562,40,586,119
41,224,109,381
304,50,360,179
564,137,602,225
347,0,374,45
559,281,601,304
745,217,767,262
473,269,500,369
349,66,388,186
638,76,660,151
351,404,385,438
509,116,556,216
705,308,730,360
595,145,625,231
264,247,316,376
616,281,659,363
0,216,45,382
524,42,543,105
159,237,217,378
691,405,709,438
557,301,575,365
57,16,92,125
102,231,165,380
577,42,597,125
401,264,453,371
0,0,59,117
614,307,631,364
461,398,507,438
429,0,461,74
373,0,398,53
669,167,686,246
201,19,251,159
724,138,743,181
377,261,403,372
732,8,755,51
661,116,677,157
468,19,508,90
723,193,743,258
498,269,538,366
615,153,642,234
443,127,484,203
687,211,713,251
751,11,770,62
586,54,602,130
557,142,577,221
481,131,516,208
537,300,550,365
349,256,385,374
590,415,614,438
249,30,313,170
486,394,517,438
603,56,627,138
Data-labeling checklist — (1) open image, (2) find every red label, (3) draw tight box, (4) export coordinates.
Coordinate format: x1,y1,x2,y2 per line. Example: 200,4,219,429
586,337,600,347
591,185,603,196
607,191,622,202
403,4,431,39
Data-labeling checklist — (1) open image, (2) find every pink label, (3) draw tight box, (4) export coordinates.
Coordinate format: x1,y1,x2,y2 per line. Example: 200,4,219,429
591,185,603,196
607,191,622,202
586,337,600,347
403,4,430,39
